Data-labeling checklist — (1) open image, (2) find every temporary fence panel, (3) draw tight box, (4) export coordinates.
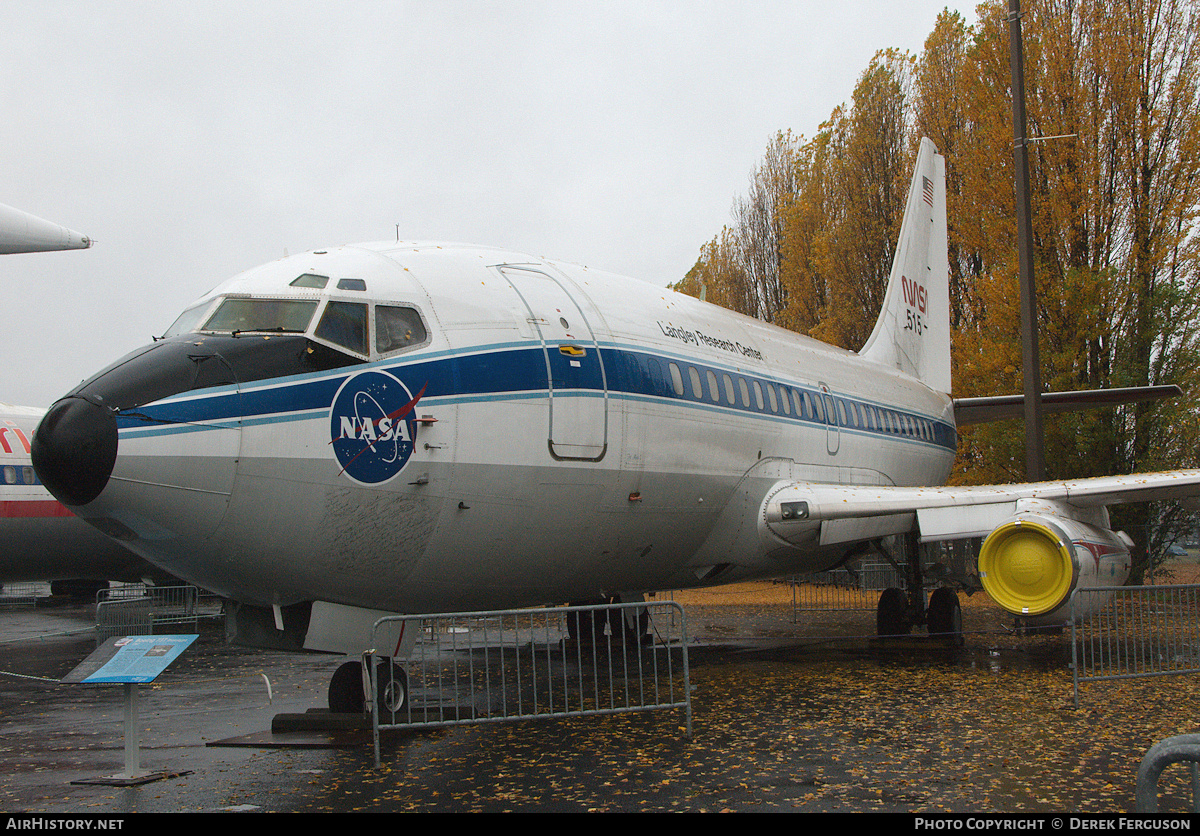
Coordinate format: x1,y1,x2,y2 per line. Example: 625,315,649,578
0,582,47,605
367,600,691,767
1070,584,1200,707
1135,734,1200,813
95,584,224,643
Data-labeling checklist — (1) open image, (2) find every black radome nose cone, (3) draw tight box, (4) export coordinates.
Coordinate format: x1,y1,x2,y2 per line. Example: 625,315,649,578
32,397,118,507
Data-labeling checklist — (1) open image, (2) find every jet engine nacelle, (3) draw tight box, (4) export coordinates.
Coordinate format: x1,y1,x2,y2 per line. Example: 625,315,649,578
760,485,1134,626
978,508,1132,625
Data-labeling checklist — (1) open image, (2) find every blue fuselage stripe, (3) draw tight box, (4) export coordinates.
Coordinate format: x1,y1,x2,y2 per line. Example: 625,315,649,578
116,343,957,451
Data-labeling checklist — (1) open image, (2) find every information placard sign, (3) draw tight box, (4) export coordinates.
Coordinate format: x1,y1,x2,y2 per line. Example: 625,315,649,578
63,634,198,684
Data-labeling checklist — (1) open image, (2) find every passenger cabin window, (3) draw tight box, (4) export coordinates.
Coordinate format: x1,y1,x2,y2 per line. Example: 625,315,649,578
204,298,318,334
376,306,428,355
669,363,685,397
646,358,666,395
315,301,368,356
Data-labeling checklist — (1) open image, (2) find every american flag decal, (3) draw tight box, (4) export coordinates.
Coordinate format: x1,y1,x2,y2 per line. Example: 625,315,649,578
922,176,934,206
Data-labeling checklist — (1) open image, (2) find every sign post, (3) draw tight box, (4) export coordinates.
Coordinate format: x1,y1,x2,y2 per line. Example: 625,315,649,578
63,634,198,786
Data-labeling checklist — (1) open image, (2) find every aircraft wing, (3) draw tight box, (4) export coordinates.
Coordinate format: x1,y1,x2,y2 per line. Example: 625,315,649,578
762,469,1200,545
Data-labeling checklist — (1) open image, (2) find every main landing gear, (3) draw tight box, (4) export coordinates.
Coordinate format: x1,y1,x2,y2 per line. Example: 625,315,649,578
874,532,963,643
875,585,962,644
328,657,408,716
925,586,963,642
565,595,650,649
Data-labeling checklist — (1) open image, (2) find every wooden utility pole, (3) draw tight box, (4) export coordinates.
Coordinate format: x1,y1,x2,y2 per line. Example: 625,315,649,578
1008,0,1046,482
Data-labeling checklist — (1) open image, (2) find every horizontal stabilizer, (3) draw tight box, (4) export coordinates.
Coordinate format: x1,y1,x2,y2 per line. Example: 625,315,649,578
954,385,1182,426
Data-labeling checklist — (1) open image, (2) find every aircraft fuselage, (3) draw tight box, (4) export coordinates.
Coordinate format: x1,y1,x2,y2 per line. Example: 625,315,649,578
32,243,955,613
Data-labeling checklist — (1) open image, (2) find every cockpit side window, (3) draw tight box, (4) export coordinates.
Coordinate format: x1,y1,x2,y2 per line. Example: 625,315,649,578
203,298,318,334
163,303,212,338
376,305,429,355
315,301,368,356
290,273,329,289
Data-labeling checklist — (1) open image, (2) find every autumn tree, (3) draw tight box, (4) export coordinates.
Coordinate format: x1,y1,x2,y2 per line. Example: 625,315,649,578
921,0,1200,575
680,0,1200,575
801,49,915,350
673,131,800,323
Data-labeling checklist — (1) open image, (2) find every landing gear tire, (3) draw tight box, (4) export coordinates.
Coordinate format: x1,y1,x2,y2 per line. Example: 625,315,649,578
876,587,911,637
926,587,963,644
328,659,409,715
567,598,648,649
50,579,106,600
328,660,365,714
374,659,408,716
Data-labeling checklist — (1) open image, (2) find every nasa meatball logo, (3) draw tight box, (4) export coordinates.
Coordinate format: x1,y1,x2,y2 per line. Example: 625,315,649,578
329,371,425,485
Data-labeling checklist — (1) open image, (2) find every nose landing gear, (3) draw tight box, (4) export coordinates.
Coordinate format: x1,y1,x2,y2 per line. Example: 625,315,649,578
328,657,408,716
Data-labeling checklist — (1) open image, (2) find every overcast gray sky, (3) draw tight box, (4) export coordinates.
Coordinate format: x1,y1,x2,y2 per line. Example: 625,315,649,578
1,1,967,407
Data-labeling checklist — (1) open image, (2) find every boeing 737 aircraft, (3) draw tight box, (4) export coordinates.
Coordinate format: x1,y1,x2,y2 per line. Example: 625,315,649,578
30,138,1200,710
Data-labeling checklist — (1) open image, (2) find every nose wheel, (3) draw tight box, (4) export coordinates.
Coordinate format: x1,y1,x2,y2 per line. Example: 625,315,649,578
328,658,408,716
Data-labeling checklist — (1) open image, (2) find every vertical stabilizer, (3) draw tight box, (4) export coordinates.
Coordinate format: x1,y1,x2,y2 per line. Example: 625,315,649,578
859,137,950,394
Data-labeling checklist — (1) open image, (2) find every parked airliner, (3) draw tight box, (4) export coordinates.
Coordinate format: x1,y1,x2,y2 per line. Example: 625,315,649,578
30,139,1200,710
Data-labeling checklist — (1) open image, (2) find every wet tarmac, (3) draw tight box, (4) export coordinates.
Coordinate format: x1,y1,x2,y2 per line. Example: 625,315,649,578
2,589,1198,815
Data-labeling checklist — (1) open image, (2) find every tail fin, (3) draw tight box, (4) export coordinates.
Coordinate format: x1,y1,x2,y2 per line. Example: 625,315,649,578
859,137,951,394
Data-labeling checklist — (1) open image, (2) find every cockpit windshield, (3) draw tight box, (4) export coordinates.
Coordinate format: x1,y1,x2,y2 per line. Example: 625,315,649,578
202,298,319,334
161,291,431,363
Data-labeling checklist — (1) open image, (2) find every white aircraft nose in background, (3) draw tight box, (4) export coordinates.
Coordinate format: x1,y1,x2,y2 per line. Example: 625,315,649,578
0,202,91,254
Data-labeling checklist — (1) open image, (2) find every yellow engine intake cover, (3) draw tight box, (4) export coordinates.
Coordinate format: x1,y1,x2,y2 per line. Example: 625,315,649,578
978,519,1074,616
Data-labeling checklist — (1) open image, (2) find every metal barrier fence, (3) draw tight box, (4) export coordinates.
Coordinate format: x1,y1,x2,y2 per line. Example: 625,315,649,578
1136,734,1200,813
95,584,224,643
0,582,48,605
1070,584,1200,707
366,600,691,768
789,561,907,613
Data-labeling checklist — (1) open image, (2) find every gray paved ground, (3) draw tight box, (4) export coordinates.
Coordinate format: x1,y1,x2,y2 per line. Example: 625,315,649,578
1,591,1198,815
